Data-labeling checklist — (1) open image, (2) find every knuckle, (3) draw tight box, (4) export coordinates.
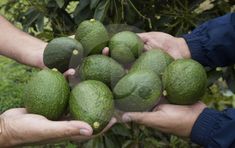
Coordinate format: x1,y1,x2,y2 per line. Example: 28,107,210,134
63,127,74,137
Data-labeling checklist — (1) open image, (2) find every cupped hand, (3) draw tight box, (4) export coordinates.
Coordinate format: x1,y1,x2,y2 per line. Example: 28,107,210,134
138,32,191,59
122,102,206,137
0,108,93,147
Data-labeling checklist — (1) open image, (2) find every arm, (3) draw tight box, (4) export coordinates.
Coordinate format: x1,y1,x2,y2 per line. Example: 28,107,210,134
191,108,235,147
126,13,235,147
138,13,235,68
183,13,235,68
0,15,47,68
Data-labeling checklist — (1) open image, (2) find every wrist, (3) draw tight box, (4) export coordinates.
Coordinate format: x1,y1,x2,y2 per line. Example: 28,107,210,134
176,37,191,59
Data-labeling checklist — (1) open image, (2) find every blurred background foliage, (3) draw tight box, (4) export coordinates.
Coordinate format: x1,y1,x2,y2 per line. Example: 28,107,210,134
0,0,235,147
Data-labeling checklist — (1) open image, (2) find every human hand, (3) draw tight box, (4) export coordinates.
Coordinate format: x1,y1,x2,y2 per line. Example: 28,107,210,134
122,102,206,137
138,32,191,59
0,108,93,147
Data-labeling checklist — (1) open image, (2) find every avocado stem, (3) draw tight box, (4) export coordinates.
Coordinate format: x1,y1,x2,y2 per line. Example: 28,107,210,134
90,19,96,22
93,121,100,129
73,49,79,55
52,68,58,72
163,90,167,96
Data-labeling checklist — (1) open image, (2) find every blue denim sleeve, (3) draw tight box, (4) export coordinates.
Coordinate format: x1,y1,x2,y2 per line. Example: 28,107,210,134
183,13,235,68
191,108,235,148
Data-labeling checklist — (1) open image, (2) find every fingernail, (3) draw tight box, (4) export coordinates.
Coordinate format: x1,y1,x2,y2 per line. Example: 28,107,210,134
122,114,131,122
79,129,91,136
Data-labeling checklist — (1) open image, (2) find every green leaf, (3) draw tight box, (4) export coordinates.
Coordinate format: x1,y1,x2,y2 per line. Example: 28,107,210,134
104,136,118,148
74,0,91,16
90,0,100,9
111,124,131,137
94,0,110,21
74,7,93,25
55,0,64,8
36,14,44,32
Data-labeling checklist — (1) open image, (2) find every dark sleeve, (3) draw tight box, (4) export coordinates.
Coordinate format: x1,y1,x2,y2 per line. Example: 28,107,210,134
182,13,235,68
191,108,235,148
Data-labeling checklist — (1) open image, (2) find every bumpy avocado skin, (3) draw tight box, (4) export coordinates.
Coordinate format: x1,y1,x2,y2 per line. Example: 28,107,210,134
109,31,144,64
79,55,125,88
130,49,174,75
69,80,114,133
75,19,109,55
113,70,162,112
43,37,84,73
162,59,207,105
24,69,70,120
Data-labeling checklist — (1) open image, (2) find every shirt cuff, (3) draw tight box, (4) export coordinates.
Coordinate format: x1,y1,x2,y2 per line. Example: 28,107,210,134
190,108,221,146
182,34,212,67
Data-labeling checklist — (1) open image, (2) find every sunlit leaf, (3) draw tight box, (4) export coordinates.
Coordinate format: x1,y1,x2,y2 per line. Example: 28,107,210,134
94,0,110,21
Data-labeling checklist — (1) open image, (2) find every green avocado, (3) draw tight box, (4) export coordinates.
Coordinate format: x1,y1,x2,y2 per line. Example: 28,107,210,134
24,69,70,120
75,19,109,55
109,31,144,64
69,80,114,133
78,55,125,88
162,59,207,105
113,70,162,112
129,49,174,75
43,37,84,73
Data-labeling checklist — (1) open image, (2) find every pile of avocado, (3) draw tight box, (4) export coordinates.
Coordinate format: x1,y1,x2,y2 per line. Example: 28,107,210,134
24,19,207,133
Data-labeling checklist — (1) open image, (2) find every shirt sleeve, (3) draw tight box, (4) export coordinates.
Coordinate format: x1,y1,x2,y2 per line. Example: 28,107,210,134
191,108,235,148
182,13,235,68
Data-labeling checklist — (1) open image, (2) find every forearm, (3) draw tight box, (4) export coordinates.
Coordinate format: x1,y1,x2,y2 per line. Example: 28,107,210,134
0,15,47,68
183,13,235,68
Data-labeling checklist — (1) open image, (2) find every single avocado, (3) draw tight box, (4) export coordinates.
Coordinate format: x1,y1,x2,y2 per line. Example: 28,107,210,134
129,49,174,75
162,59,207,105
109,31,144,64
78,55,125,88
69,80,114,133
113,70,162,112
75,19,109,55
24,69,70,120
43,37,84,73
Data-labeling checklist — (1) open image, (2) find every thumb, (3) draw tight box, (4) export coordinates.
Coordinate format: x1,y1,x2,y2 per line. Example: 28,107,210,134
102,47,109,56
63,68,76,78
137,33,149,43
41,120,93,139
122,112,158,125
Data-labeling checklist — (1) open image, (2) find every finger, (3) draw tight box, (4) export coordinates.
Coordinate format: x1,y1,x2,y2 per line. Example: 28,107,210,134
100,117,117,133
63,68,75,78
2,108,27,116
40,120,93,140
191,101,207,112
102,47,109,56
122,112,157,126
137,33,148,43
144,44,152,51
70,117,117,143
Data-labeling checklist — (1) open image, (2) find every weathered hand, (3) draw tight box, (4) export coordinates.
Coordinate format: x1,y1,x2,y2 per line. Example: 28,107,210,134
122,102,206,137
0,108,93,147
138,32,191,59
